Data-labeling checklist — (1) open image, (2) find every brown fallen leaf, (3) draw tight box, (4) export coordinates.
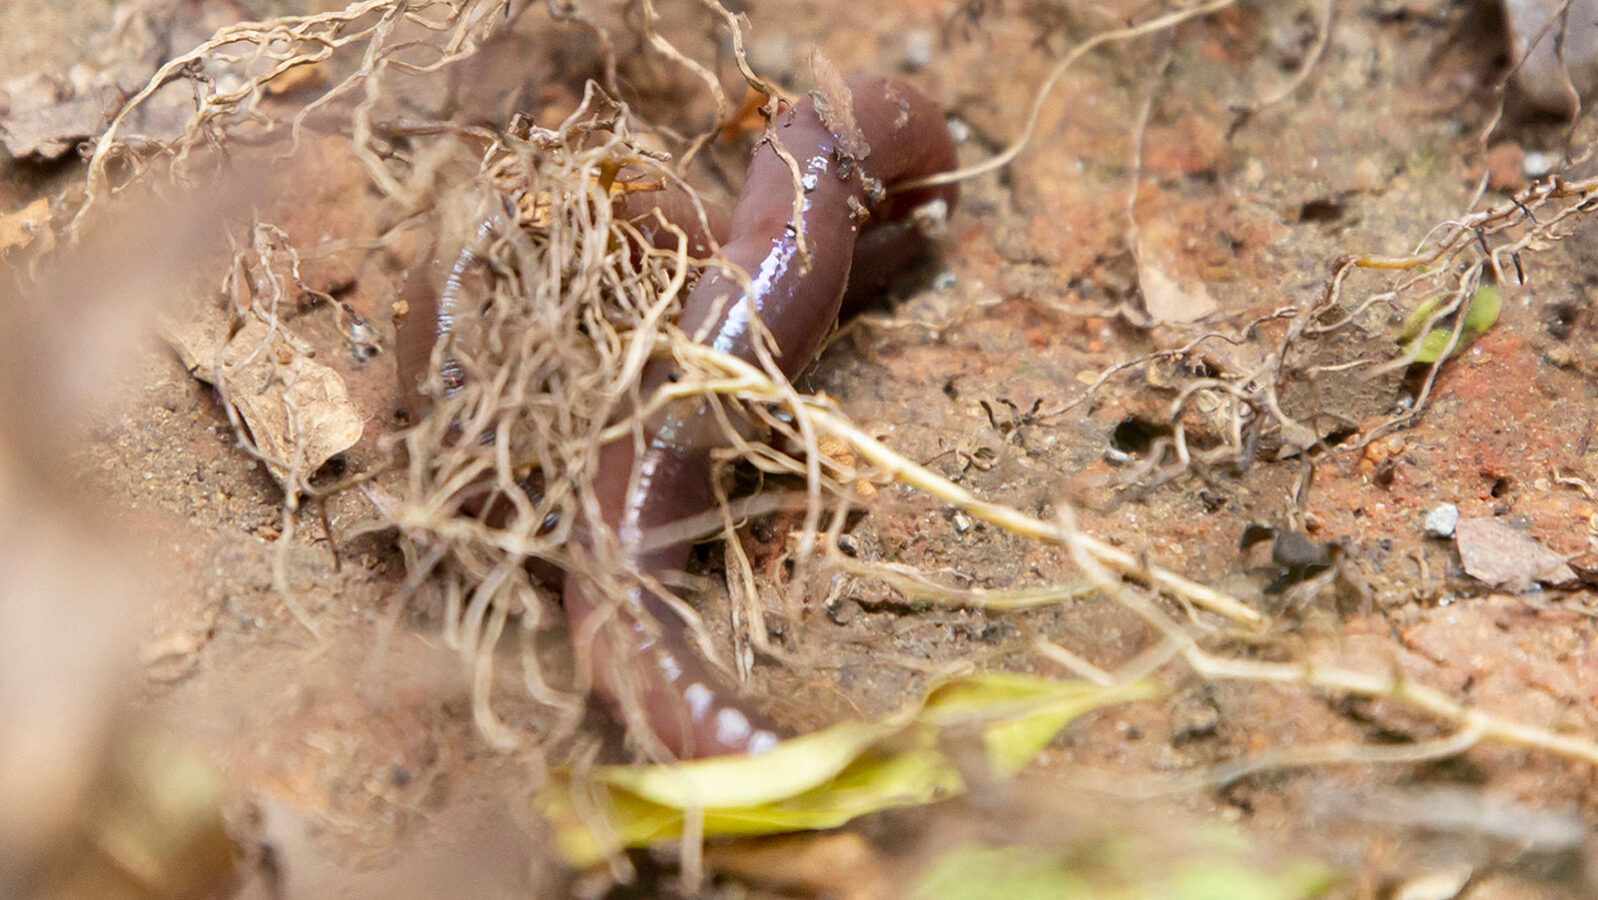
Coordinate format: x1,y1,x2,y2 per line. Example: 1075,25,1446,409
1454,517,1576,592
164,314,363,485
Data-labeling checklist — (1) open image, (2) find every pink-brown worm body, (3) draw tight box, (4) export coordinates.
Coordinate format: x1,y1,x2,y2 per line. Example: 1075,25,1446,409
397,76,958,759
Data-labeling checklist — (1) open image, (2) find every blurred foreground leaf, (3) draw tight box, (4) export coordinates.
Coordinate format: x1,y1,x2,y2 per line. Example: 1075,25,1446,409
540,673,1156,866
35,731,233,900
911,833,1338,900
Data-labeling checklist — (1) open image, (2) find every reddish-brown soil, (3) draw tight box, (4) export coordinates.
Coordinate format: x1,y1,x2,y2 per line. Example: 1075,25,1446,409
5,0,1598,897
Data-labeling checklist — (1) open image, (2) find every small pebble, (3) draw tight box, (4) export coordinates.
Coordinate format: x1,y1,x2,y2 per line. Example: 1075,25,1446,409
952,511,973,533
902,29,934,72
1523,149,1559,178
1423,503,1459,538
746,34,793,76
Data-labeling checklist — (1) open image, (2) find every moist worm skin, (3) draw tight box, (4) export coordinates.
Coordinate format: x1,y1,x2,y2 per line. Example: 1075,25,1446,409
394,222,489,425
567,76,959,759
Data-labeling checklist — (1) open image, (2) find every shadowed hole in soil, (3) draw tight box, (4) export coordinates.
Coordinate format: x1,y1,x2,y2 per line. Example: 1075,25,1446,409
1546,299,1580,340
1110,416,1171,456
1297,198,1344,224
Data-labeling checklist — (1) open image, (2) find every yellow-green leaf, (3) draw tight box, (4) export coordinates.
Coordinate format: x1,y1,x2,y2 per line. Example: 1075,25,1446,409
1396,294,1446,344
1462,283,1502,333
539,673,1156,866
922,671,1154,775
597,719,906,809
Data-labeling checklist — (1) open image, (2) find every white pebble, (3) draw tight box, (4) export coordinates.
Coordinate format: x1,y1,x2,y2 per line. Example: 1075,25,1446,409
902,29,935,72
1424,503,1460,538
1523,149,1559,178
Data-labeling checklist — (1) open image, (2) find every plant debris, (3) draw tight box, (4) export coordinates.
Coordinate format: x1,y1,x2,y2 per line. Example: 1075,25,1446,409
0,198,51,257
165,315,363,484
1397,285,1502,365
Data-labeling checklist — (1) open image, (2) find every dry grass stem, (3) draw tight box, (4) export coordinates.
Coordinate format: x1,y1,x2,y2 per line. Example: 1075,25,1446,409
667,342,1598,770
901,0,1240,192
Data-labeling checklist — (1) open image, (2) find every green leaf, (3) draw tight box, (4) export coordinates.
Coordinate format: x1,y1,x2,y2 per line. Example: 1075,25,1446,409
539,673,1156,866
1396,295,1445,344
1462,283,1502,333
922,671,1152,775
1399,285,1501,363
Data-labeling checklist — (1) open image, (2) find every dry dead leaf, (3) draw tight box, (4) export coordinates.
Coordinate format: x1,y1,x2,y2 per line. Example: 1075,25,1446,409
164,314,363,484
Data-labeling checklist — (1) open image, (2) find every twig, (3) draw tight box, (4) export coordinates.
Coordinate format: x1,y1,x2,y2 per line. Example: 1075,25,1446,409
900,0,1239,192
671,342,1267,626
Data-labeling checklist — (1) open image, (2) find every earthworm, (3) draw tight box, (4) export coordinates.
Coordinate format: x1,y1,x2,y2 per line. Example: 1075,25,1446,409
569,75,958,759
398,75,958,758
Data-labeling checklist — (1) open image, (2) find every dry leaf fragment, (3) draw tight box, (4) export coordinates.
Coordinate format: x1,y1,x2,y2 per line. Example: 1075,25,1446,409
163,315,363,485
